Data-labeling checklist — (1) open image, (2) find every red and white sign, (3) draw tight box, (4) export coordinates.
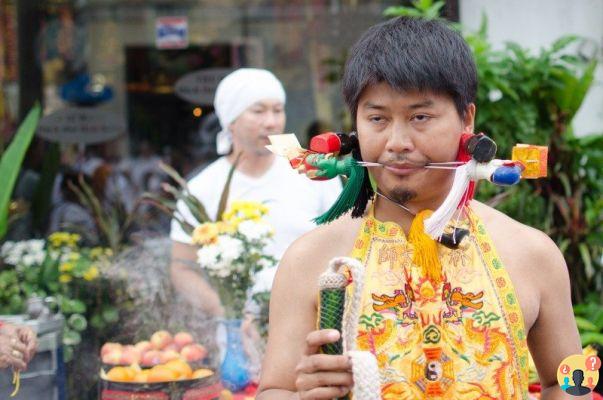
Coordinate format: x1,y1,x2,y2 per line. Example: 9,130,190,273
155,17,188,49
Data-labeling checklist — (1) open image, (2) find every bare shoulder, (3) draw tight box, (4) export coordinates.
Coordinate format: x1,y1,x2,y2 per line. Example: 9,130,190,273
275,214,363,292
471,201,567,278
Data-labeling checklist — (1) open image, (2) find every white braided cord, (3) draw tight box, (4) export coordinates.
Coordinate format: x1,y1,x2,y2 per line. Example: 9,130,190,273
325,257,380,400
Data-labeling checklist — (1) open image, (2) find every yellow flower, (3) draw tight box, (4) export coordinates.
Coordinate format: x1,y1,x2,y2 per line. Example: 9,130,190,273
59,274,72,283
48,232,81,248
216,221,236,235
83,266,99,281
59,262,74,273
67,234,81,247
222,201,269,223
192,223,219,245
48,232,67,248
68,252,81,261
90,247,103,259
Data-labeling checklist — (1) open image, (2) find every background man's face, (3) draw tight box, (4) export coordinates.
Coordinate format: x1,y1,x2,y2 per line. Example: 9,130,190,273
229,99,286,156
356,83,474,206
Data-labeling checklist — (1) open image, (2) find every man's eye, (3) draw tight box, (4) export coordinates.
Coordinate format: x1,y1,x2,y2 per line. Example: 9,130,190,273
370,116,384,123
412,114,431,122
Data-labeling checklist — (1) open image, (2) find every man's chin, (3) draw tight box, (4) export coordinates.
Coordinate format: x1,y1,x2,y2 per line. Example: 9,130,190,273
255,147,273,157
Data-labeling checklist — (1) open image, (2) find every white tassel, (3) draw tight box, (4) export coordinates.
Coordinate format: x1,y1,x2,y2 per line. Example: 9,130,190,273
424,160,475,239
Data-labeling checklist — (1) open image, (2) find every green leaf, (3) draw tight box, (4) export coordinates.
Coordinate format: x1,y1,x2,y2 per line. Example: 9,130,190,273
63,328,81,346
580,332,603,347
102,306,119,323
383,0,444,20
68,313,88,332
575,316,598,332
553,59,597,120
63,345,74,362
41,257,59,289
217,153,241,221
550,35,579,53
579,243,595,280
90,313,105,329
62,299,86,314
0,105,41,239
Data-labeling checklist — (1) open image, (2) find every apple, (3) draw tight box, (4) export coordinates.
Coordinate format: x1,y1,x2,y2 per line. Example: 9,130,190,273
150,330,173,350
180,344,207,363
119,345,141,365
173,332,194,349
159,350,181,364
164,343,179,352
101,342,122,357
102,349,122,365
140,350,162,367
134,340,152,354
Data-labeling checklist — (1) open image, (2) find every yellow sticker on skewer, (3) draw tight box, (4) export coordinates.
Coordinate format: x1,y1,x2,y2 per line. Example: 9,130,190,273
512,144,548,179
10,370,20,397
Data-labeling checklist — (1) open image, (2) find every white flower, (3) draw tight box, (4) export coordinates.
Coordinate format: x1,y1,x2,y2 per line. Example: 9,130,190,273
1,241,15,256
258,257,276,270
1,239,47,266
28,240,45,253
488,89,503,102
22,254,37,267
197,244,221,269
216,235,244,264
237,220,273,242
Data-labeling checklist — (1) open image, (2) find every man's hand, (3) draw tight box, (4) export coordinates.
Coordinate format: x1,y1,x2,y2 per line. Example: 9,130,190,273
17,326,37,363
0,324,31,371
294,329,353,400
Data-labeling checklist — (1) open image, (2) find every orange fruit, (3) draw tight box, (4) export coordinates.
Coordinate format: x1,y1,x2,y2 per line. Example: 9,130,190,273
163,359,193,379
133,369,150,383
191,368,214,379
106,366,136,382
147,365,179,383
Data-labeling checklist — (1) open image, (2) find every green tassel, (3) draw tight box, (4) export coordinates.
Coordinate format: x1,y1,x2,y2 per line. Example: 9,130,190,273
368,170,378,191
314,157,364,225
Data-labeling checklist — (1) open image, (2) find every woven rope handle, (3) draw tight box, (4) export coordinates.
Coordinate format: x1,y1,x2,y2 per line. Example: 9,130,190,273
318,257,381,400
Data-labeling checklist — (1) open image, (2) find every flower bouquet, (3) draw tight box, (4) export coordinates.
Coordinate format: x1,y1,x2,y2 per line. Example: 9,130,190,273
192,201,276,319
143,159,277,316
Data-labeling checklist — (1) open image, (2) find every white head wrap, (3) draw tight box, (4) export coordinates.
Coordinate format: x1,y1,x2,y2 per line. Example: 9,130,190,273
214,68,286,155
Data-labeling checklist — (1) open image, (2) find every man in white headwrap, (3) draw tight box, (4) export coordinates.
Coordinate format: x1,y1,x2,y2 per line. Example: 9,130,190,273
169,68,342,316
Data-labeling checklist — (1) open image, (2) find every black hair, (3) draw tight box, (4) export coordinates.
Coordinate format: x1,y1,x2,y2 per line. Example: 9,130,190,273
342,16,477,121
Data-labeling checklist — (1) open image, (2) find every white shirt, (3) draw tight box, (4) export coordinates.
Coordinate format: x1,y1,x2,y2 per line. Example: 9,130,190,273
170,156,342,277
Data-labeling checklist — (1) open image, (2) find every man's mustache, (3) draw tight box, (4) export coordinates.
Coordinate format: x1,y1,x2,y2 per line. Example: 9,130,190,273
378,155,431,166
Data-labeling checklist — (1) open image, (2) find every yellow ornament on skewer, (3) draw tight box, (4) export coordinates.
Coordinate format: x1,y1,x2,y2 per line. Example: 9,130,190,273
11,370,20,397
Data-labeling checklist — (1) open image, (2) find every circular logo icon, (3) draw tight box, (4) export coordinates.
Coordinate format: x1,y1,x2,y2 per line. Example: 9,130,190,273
557,354,601,396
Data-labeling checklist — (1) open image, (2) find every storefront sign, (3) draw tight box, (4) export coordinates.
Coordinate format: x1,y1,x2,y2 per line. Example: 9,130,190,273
156,16,188,49
174,68,233,105
36,107,126,144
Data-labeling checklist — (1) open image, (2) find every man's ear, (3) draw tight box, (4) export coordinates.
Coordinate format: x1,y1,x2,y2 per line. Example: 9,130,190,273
463,103,476,133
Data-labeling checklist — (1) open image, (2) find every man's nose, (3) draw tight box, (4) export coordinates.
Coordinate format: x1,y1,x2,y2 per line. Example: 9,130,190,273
385,122,415,154
262,111,281,129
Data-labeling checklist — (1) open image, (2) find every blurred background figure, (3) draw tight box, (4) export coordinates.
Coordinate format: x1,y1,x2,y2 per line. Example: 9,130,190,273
169,68,342,316
47,169,99,245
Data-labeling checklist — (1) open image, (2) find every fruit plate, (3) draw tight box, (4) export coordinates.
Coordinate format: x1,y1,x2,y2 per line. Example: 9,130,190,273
99,369,223,400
